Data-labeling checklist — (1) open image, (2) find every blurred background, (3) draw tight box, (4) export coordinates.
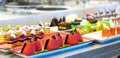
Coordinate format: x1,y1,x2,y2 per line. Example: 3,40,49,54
0,0,119,5
0,0,119,12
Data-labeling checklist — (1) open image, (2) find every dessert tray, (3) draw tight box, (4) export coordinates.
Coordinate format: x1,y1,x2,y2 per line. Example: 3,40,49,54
83,31,120,44
10,39,93,58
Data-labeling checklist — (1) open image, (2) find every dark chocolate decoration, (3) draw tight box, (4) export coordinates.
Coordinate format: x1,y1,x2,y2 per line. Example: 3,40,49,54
33,37,37,41
21,43,26,53
44,39,49,49
63,16,66,22
50,18,59,27
52,36,56,40
57,33,61,36
64,34,69,44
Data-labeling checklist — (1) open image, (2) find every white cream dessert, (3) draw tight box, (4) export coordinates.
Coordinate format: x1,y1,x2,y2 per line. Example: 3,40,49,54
66,14,81,24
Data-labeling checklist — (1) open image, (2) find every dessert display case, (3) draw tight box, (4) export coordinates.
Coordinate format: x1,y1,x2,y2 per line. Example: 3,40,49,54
0,0,120,58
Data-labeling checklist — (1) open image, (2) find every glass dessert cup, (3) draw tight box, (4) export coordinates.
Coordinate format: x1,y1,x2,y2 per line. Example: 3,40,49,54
110,27,116,36
102,28,109,37
117,26,120,34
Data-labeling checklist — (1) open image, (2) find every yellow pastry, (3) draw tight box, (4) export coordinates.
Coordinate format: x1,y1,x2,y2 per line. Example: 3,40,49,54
0,35,5,42
15,31,23,38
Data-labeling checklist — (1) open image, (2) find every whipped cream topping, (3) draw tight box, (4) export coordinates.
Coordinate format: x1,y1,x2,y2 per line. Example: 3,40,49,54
0,30,7,35
18,28,23,32
11,33,16,39
7,30,16,34
110,17,117,27
102,17,110,21
80,20,90,26
30,25,36,30
66,14,78,22
22,25,30,32
103,24,110,30
0,32,3,35
31,30,35,35
18,27,27,36
76,17,82,20
36,25,41,28
80,20,86,25
22,31,27,36
38,21,44,27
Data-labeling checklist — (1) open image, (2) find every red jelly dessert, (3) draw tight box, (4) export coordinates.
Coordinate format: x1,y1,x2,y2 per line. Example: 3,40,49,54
110,27,116,36
11,46,22,53
44,36,59,50
65,31,79,45
21,38,35,55
74,31,83,42
33,37,42,51
117,26,120,34
55,33,64,47
102,28,109,37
